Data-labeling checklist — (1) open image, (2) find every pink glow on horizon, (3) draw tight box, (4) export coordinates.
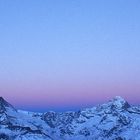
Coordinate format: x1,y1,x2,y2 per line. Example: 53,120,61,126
1,80,139,111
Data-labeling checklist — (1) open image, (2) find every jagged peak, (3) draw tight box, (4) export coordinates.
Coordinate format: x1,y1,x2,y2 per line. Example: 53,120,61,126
0,97,9,106
113,96,125,100
109,96,130,109
0,96,16,112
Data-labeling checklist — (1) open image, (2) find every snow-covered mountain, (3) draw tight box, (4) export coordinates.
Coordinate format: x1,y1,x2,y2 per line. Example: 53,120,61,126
1,96,140,140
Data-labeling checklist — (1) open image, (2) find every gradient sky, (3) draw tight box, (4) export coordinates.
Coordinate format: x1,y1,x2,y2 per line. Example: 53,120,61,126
0,0,140,112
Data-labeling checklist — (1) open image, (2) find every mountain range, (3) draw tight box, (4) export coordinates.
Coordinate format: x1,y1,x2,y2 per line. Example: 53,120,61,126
0,96,140,140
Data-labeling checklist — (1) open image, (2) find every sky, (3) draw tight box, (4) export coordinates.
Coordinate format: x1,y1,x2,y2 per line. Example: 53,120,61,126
0,0,140,112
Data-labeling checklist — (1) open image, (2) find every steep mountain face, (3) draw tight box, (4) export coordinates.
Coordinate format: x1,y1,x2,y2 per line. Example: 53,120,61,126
0,97,52,140
0,97,16,113
1,96,140,140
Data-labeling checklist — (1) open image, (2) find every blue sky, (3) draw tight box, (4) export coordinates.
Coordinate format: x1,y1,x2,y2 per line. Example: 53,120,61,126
0,0,140,111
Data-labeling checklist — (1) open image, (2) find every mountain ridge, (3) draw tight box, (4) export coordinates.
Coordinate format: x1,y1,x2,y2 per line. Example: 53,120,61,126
0,96,140,140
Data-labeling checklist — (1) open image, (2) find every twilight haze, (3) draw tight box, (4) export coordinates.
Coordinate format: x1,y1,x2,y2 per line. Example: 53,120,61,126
0,1,140,112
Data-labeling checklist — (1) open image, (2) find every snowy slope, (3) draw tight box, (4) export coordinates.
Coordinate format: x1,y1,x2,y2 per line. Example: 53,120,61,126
1,96,140,140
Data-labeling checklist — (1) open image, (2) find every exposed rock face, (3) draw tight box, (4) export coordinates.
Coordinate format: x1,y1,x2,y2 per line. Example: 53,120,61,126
1,96,140,140
0,97,16,113
109,96,130,110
